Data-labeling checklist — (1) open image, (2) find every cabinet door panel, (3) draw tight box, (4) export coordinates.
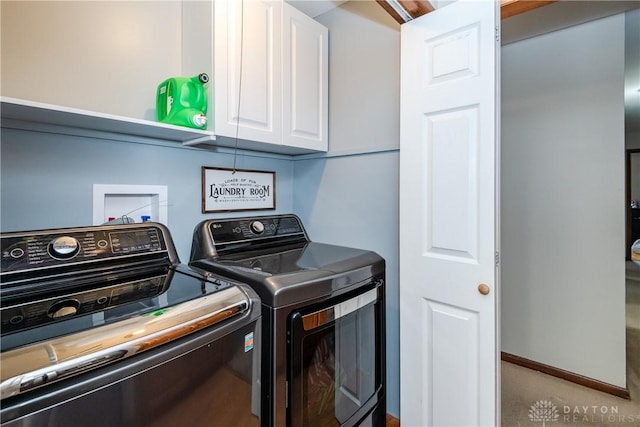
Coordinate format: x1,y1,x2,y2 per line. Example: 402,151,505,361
215,0,282,145
282,4,328,151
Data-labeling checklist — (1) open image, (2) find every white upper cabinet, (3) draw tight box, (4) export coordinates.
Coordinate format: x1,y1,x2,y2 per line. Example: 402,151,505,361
214,0,328,152
282,4,329,152
1,0,328,154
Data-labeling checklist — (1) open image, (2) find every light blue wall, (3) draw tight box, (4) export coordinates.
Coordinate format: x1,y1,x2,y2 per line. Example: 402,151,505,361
1,127,402,416
292,151,400,416
0,129,294,261
294,1,402,417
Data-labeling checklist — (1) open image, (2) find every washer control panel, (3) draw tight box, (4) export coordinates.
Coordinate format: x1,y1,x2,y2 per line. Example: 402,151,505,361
1,226,167,274
206,215,306,245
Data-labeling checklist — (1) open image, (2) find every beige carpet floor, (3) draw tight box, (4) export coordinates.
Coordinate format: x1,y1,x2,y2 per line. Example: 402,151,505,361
501,265,640,427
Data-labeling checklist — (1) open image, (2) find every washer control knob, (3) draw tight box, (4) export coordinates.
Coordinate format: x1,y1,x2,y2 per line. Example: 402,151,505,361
49,236,80,259
250,221,265,235
48,299,80,319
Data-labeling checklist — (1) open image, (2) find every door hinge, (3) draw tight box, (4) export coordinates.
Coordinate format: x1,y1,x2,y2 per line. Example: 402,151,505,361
495,251,500,266
495,26,500,43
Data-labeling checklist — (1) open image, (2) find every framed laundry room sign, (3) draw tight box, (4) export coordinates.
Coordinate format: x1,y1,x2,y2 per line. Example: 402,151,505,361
202,167,276,213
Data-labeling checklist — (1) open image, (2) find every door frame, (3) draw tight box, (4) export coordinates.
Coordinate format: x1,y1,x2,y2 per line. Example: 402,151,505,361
626,149,640,260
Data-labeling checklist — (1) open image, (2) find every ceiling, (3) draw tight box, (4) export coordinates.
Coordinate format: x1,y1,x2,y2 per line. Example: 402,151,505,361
286,0,348,17
286,0,639,133
286,0,555,21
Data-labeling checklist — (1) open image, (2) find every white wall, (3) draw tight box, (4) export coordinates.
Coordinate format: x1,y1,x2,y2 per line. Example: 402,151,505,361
294,0,402,417
501,14,626,387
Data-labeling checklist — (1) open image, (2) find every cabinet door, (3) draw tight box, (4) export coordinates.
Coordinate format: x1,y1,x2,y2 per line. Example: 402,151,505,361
282,4,328,151
215,0,282,145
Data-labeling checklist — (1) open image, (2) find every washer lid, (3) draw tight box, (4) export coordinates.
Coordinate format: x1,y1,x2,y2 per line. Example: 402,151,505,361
0,283,250,400
190,242,385,307
1,265,241,350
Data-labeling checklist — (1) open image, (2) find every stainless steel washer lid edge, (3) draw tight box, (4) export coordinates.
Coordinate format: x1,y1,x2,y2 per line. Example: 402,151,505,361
190,256,384,308
1,285,249,400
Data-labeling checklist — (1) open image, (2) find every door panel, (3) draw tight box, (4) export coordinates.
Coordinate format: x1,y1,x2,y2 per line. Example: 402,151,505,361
426,24,480,84
399,1,499,426
425,106,479,260
426,300,479,426
282,3,328,151
214,0,281,144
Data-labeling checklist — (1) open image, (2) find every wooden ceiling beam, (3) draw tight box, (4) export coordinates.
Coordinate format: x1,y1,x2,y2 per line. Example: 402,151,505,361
375,0,434,25
377,0,558,24
500,0,558,20
376,0,406,25
398,0,435,17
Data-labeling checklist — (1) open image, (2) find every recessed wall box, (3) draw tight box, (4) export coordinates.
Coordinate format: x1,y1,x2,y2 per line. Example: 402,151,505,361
93,184,168,225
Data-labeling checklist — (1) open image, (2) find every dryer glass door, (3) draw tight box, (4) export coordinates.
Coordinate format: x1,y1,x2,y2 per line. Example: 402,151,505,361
288,285,383,427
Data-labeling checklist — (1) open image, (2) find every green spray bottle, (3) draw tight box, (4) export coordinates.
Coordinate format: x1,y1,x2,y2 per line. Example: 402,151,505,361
156,73,209,130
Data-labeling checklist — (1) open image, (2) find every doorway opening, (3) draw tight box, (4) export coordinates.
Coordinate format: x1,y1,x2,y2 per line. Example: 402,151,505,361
500,4,640,425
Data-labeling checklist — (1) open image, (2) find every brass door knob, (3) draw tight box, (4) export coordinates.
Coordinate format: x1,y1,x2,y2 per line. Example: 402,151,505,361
478,283,490,295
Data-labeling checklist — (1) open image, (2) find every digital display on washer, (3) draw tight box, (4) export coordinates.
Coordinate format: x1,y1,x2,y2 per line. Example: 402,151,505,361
109,229,163,253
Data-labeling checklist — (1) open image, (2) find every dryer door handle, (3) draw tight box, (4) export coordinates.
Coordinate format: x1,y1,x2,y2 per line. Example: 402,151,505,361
301,287,378,331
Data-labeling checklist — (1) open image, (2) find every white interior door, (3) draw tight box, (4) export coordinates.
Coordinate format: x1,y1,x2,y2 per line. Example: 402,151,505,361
399,1,500,426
